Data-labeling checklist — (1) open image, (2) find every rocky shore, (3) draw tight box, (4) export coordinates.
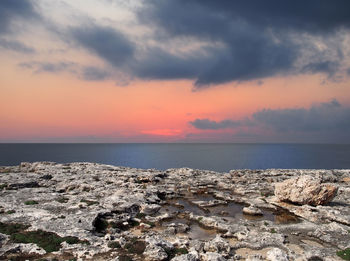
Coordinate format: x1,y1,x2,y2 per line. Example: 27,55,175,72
0,162,350,261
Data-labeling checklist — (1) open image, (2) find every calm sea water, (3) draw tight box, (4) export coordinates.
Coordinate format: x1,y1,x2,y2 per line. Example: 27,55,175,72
0,143,349,172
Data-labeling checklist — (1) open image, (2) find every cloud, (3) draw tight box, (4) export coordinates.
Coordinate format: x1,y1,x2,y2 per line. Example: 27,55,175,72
81,66,111,81
189,100,350,142
190,119,246,130
18,61,77,74
0,39,35,53
0,0,37,33
18,61,113,83
133,0,350,87
4,1,350,87
253,99,350,132
71,24,135,68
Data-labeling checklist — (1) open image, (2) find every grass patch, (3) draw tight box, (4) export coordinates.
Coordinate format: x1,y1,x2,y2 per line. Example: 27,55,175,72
0,222,29,235
80,199,98,206
163,247,189,259
10,230,89,253
270,228,277,233
0,183,7,190
108,241,121,249
144,221,155,228
24,200,39,205
136,212,146,219
175,247,188,255
6,210,16,214
337,248,350,260
264,221,269,226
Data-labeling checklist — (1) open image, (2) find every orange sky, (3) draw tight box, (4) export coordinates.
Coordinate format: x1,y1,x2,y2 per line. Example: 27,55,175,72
1,0,350,143
1,61,350,142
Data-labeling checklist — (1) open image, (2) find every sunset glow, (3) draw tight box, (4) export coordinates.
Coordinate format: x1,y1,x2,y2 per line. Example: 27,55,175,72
1,0,350,143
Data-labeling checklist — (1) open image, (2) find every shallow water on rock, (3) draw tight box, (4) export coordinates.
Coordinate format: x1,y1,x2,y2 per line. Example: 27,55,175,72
161,218,217,240
165,193,299,224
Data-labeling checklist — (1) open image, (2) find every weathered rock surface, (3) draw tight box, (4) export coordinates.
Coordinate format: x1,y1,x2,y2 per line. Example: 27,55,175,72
275,175,338,206
242,205,263,216
0,162,349,260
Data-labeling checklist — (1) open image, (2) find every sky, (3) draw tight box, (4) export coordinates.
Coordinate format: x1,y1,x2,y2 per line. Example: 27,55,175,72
1,0,350,143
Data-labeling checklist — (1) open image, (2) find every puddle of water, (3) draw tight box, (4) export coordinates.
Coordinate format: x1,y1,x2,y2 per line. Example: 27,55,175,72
187,194,216,202
186,222,216,240
273,210,299,224
167,198,207,216
165,194,299,225
160,217,216,241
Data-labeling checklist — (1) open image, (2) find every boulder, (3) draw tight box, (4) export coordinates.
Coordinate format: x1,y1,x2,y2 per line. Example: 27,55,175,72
266,248,288,261
242,205,263,216
143,244,168,261
275,175,337,206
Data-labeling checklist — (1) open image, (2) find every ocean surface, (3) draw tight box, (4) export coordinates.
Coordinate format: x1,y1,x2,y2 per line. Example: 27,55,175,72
0,143,350,172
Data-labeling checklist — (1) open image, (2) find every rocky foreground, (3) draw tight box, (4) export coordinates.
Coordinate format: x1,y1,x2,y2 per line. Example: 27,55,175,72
0,162,350,261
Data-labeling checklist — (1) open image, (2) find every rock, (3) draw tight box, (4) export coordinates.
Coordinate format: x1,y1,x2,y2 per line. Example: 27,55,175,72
242,205,263,216
275,175,338,206
203,235,231,254
266,248,288,261
246,254,263,261
166,223,189,234
143,244,168,261
7,181,40,190
200,252,226,261
172,253,198,261
141,204,162,215
0,162,349,260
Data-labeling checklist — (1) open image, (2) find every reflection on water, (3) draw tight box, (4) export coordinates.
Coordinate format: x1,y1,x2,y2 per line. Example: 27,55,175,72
157,193,299,241
166,194,299,224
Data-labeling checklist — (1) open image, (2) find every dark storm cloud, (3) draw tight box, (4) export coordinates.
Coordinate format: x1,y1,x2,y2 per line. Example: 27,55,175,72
190,100,350,134
71,25,135,68
133,0,350,87
0,0,37,33
0,39,35,54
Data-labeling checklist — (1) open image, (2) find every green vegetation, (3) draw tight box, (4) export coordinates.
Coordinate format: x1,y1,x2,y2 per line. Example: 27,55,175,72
136,212,146,219
80,199,98,206
0,222,29,235
337,248,350,260
264,221,269,226
175,247,189,255
108,241,121,249
128,219,140,227
11,230,89,253
164,247,189,259
144,220,155,228
24,200,39,205
0,183,7,190
270,228,277,233
6,210,16,214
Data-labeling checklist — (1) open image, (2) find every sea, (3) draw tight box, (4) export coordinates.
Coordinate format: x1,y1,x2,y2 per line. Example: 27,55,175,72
0,143,350,172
